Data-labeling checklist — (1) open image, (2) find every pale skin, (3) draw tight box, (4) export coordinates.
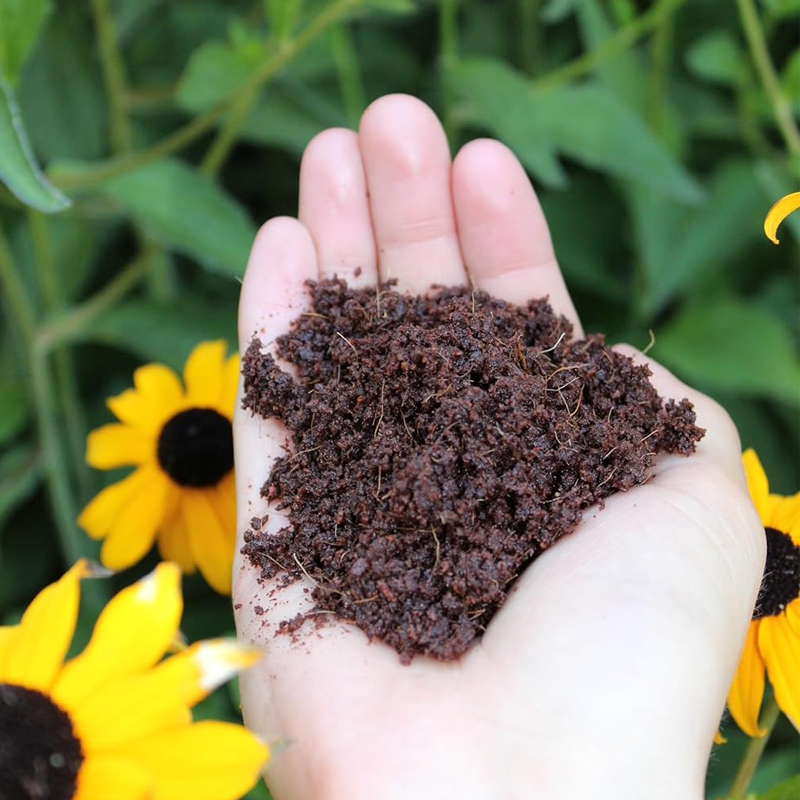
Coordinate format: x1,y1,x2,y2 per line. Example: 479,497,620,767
233,94,765,800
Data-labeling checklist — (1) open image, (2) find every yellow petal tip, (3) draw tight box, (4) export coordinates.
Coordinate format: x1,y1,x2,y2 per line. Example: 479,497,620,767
192,639,262,695
136,562,182,604
84,561,116,579
764,192,800,246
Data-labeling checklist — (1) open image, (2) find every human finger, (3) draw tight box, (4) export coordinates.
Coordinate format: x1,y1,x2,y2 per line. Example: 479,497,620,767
452,138,581,334
299,127,378,288
358,94,467,292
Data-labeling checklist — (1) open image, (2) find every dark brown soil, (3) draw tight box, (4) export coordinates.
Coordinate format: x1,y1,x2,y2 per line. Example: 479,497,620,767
241,280,703,663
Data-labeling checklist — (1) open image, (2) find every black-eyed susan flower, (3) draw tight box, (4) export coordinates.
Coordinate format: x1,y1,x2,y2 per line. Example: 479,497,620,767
79,341,239,594
0,561,268,800
727,449,800,736
764,191,800,244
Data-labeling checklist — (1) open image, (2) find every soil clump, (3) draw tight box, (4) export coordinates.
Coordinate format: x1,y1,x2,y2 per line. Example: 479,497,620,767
241,279,703,663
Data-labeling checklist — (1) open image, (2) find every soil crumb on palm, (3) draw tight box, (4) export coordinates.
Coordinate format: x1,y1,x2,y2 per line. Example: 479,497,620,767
241,279,703,663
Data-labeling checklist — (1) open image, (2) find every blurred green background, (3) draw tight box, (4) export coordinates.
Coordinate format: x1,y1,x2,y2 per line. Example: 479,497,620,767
0,0,798,797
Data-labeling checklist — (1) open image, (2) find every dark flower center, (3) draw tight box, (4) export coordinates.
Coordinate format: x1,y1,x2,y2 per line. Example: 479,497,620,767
157,408,234,488
0,684,83,800
753,527,800,619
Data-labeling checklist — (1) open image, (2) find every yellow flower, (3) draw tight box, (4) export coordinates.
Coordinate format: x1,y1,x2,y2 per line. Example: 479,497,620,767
763,191,800,244
727,449,800,736
0,561,268,800
79,341,239,594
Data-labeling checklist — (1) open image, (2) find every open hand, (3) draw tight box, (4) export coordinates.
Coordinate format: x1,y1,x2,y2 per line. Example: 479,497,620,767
233,95,764,800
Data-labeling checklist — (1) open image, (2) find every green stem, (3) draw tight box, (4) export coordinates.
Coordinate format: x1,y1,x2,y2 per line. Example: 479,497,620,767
123,83,176,111
330,24,366,129
27,211,91,497
0,222,105,611
200,85,259,176
727,694,781,799
519,0,542,76
439,0,459,145
648,7,673,134
90,0,132,154
36,247,155,352
0,223,35,339
736,0,800,156
203,0,358,175
532,0,687,92
55,0,361,192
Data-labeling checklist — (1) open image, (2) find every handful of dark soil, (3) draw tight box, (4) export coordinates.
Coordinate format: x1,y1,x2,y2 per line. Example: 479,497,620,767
241,280,703,663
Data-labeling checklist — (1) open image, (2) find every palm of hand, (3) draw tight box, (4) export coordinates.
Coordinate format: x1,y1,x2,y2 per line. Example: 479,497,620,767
233,95,763,800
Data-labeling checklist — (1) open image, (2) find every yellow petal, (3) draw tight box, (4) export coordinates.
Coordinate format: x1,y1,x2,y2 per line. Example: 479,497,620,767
764,191,800,245
107,389,169,435
217,353,240,419
153,639,261,707
184,489,233,595
119,721,268,800
70,666,191,753
79,467,152,540
107,363,185,433
742,449,770,524
759,613,800,730
0,625,18,677
768,492,800,544
75,756,154,800
1,561,86,690
87,424,155,469
53,563,183,710
785,600,800,637
727,622,767,737
157,501,196,575
134,364,185,412
100,467,172,571
215,473,236,535
713,729,726,745
184,341,228,408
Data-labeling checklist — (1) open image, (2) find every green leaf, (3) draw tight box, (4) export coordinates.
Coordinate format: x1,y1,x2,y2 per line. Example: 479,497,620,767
0,381,28,443
759,775,800,800
176,39,342,156
575,0,647,113
17,3,108,162
534,82,704,203
176,40,258,112
633,160,766,317
759,0,800,19
685,32,747,87
0,0,52,86
361,0,417,13
446,58,566,187
240,81,345,155
86,298,237,371
541,0,578,22
539,176,629,302
781,48,800,115
95,159,256,279
0,444,41,533
655,295,800,405
0,70,70,212
449,59,702,202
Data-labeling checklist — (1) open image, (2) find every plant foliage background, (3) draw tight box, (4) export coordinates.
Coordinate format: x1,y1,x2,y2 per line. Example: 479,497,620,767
0,0,798,797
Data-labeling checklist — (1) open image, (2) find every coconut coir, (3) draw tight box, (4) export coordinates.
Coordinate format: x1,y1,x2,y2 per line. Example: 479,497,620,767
241,280,703,663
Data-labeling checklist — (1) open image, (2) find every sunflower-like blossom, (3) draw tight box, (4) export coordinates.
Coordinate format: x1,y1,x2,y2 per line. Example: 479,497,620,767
726,449,800,736
79,341,239,593
0,561,268,799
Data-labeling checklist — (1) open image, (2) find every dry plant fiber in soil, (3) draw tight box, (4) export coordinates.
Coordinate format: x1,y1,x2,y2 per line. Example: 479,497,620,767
242,279,704,663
